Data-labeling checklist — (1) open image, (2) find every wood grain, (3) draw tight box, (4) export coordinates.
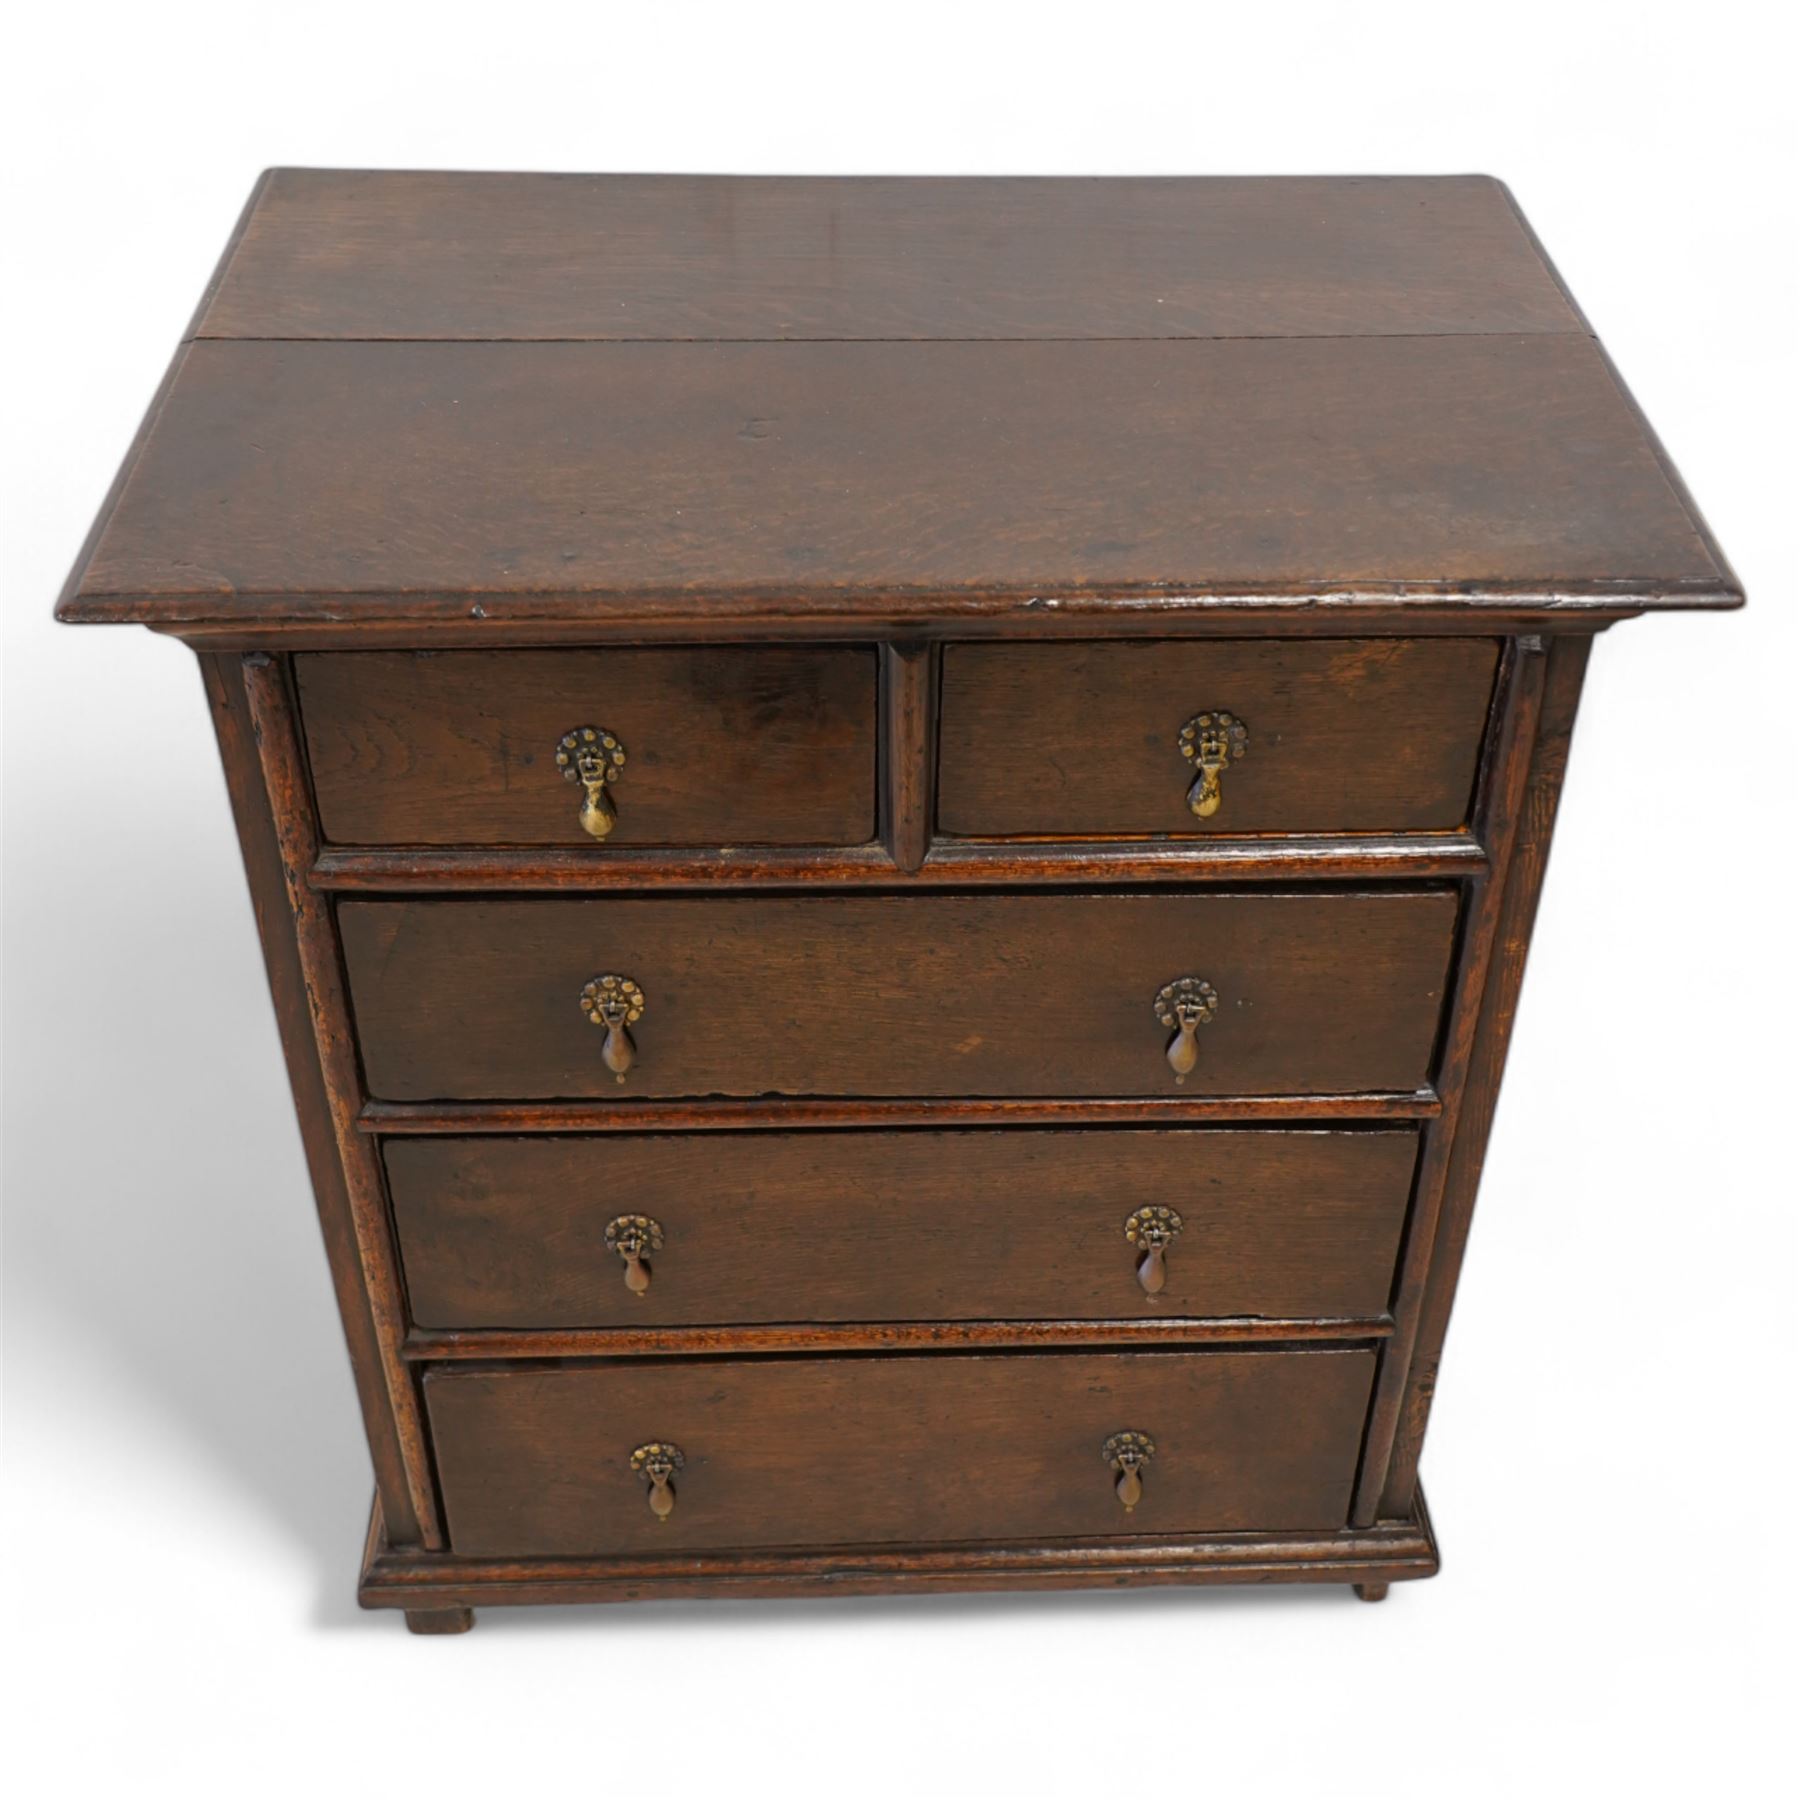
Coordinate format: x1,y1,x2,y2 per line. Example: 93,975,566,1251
309,835,1489,892
358,1489,1440,1610
337,891,1459,1101
385,1128,1418,1329
297,647,876,847
424,1349,1376,1555
61,334,1731,624
1351,640,1546,1525
56,172,1742,1623
145,606,1694,649
1378,635,1593,1518
198,172,1582,342
361,1092,1443,1133
403,1318,1394,1360
237,655,443,1546
198,653,425,1545
878,642,937,872
939,637,1499,835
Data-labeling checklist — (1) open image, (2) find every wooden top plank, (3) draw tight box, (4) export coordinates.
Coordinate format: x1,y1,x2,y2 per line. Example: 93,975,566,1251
59,172,1739,628
195,171,1584,343
62,333,1730,623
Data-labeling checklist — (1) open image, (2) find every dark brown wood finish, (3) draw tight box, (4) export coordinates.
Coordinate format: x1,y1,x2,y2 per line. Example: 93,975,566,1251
145,605,1694,651
879,642,937,874
60,334,1732,625
358,1490,1439,1610
386,1129,1418,1330
197,173,1582,342
1378,634,1593,1519
198,653,425,1546
425,1349,1376,1556
338,892,1459,1100
297,647,877,847
309,835,1489,890
403,1607,474,1636
939,638,1500,836
1351,638,1546,1525
403,1317,1394,1361
236,655,444,1549
361,1092,1443,1133
55,174,1738,1626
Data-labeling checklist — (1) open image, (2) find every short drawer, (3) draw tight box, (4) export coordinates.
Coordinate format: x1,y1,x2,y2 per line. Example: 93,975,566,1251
340,891,1458,1100
390,1129,1417,1329
938,638,1500,837
296,647,877,847
425,1348,1376,1555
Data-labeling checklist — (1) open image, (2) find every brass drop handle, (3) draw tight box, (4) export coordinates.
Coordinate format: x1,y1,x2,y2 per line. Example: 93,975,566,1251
1102,1431,1156,1512
605,1214,664,1296
557,725,627,841
1124,1205,1184,1296
1153,977,1218,1081
630,1442,684,1520
580,974,646,1081
1178,710,1249,820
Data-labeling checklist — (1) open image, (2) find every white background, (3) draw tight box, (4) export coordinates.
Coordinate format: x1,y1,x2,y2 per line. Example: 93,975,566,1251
3,4,1795,1795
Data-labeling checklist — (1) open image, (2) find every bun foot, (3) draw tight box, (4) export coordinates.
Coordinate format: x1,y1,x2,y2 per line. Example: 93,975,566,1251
1352,1583,1390,1604
404,1605,475,1635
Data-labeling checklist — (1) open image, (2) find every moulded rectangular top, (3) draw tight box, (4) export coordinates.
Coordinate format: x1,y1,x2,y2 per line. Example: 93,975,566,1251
58,171,1741,633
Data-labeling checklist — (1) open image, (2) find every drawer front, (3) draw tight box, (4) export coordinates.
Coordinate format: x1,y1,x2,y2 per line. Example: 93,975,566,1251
426,1349,1376,1555
390,1129,1417,1329
341,891,1458,1100
938,638,1500,837
296,647,877,847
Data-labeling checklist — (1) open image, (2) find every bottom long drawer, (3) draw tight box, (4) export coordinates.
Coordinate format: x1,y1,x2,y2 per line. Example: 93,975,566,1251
425,1349,1376,1556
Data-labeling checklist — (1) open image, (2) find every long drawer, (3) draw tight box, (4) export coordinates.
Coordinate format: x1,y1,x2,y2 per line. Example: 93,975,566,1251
938,637,1500,837
297,647,878,847
389,1129,1417,1329
425,1349,1377,1555
340,891,1458,1100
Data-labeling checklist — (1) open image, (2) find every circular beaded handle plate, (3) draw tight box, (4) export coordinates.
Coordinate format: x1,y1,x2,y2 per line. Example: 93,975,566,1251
1153,977,1219,1081
604,1213,665,1296
629,1441,686,1520
1177,711,1250,819
580,974,645,1028
1101,1430,1157,1511
556,726,627,840
1124,1204,1185,1295
580,974,647,1081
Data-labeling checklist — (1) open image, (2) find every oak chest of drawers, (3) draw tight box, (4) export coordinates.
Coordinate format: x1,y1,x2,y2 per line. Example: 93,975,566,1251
58,170,1739,1631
